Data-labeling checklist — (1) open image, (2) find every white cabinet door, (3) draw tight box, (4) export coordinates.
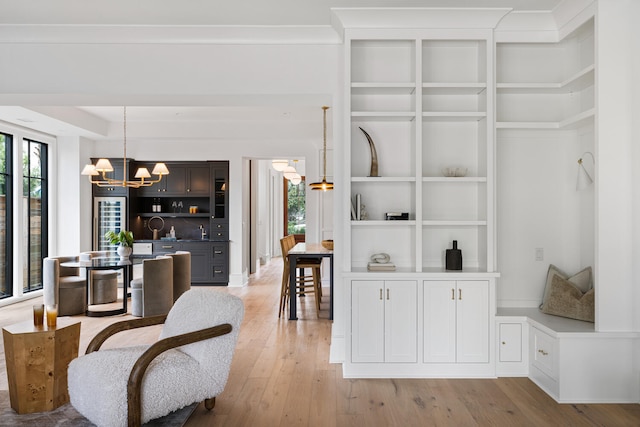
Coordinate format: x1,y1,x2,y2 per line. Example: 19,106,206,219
351,280,417,363
424,280,489,363
456,280,489,363
424,280,457,362
384,280,418,363
351,280,385,362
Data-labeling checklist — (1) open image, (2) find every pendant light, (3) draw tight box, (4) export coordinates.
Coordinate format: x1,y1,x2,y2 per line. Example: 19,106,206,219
309,106,334,191
81,106,169,188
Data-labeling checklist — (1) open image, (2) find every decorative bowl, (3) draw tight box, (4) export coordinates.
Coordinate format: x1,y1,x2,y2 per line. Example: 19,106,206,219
442,167,468,177
321,240,334,250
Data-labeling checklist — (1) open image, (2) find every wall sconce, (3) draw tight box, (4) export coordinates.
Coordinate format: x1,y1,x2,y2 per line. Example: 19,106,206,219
576,151,594,191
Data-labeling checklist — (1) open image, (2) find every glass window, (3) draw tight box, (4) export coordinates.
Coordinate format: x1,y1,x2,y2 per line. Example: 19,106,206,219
0,133,12,298
22,139,47,293
284,177,306,243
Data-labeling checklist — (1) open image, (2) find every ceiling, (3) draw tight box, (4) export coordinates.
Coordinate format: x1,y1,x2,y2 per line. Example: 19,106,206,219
2,1,564,26
1,0,565,135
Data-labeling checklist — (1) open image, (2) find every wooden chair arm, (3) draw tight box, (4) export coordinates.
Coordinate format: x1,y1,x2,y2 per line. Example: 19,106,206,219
127,323,233,427
85,315,168,354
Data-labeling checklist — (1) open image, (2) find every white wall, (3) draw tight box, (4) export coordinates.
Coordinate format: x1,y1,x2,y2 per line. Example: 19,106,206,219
594,2,635,332
0,41,341,287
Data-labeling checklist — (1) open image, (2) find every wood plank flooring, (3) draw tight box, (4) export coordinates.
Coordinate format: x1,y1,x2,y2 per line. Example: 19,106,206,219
1,258,639,426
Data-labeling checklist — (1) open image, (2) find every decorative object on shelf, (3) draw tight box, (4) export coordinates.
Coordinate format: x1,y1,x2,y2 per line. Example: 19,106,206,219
442,167,468,177
310,106,334,191
353,193,368,220
189,205,198,214
105,230,134,259
321,239,334,250
445,240,463,271
358,127,379,177
147,216,165,240
81,107,170,188
385,212,409,220
576,151,594,190
367,253,396,271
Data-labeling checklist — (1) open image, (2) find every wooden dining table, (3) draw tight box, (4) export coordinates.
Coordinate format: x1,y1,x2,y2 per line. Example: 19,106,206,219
288,242,334,320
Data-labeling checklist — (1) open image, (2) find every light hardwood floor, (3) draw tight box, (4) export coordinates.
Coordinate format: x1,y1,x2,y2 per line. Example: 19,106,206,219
1,258,639,426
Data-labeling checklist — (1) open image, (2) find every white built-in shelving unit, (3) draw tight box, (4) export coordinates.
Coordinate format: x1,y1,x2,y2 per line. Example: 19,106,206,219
347,34,496,275
342,22,500,378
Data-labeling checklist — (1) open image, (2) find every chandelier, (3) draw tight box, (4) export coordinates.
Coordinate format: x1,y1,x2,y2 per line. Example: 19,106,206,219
309,106,333,191
81,106,169,188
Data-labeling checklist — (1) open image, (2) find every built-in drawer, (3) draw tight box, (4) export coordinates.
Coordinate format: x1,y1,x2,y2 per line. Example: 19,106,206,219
212,263,228,282
210,223,228,240
531,327,557,379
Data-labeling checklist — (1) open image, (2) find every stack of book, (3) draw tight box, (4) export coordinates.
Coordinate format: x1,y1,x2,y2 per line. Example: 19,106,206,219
367,262,396,271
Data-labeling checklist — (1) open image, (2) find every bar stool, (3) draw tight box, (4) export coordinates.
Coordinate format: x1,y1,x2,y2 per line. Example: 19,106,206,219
278,235,322,318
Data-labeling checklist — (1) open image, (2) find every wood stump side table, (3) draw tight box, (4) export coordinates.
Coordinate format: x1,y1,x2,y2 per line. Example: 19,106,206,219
2,318,81,414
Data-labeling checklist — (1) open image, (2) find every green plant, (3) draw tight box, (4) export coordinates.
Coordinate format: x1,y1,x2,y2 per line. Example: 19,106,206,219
105,230,134,247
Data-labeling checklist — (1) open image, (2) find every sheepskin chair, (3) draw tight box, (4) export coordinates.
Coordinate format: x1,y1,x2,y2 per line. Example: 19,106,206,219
67,288,244,427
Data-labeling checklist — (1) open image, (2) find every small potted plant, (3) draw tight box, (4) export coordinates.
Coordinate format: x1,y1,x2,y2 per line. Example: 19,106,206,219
105,230,134,259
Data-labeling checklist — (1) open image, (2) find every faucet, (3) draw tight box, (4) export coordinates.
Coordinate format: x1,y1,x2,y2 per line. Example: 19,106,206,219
199,224,207,240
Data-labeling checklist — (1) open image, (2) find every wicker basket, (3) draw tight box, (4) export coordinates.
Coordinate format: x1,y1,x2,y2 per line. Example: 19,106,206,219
321,240,334,250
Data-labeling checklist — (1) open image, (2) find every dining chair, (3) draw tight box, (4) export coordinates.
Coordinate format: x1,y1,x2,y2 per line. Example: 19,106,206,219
130,256,174,317
79,251,118,304
43,256,87,316
278,235,322,318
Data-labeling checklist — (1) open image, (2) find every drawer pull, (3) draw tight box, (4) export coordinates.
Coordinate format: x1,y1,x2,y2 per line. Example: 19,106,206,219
214,250,223,254
214,270,223,274
217,224,223,228
538,349,549,356
162,245,173,249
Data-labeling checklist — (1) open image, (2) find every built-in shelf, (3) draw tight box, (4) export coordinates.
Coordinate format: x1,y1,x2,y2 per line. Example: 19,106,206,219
351,111,416,121
138,212,211,218
423,83,487,94
351,220,417,226
351,82,417,94
496,108,595,130
352,176,416,182
422,177,487,183
496,64,594,94
422,220,487,226
422,112,487,121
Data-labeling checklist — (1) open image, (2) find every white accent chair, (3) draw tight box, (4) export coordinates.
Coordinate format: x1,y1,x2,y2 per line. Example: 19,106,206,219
68,288,244,427
43,256,87,316
79,251,118,304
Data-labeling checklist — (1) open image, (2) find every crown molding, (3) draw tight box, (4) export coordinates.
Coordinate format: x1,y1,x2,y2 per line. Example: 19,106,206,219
0,24,342,45
331,7,512,30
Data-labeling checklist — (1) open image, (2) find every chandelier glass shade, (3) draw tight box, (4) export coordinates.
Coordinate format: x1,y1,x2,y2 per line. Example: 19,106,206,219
271,159,288,171
82,107,169,188
309,106,334,191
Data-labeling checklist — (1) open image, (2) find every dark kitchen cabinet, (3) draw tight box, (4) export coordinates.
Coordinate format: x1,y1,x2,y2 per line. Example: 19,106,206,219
90,158,132,197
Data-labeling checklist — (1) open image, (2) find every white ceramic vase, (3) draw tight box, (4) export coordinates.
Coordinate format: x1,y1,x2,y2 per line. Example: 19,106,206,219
117,245,132,259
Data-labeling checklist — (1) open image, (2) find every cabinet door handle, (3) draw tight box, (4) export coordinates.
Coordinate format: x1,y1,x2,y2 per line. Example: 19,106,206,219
187,188,191,192
386,289,390,300
451,289,455,300
459,289,462,300
217,224,223,228
538,349,548,356
379,289,383,300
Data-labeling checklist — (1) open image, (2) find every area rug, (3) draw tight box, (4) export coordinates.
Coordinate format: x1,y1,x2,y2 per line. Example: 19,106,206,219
0,390,196,426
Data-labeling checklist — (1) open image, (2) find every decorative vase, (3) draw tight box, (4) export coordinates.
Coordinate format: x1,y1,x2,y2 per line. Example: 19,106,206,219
117,245,132,259
445,240,462,271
